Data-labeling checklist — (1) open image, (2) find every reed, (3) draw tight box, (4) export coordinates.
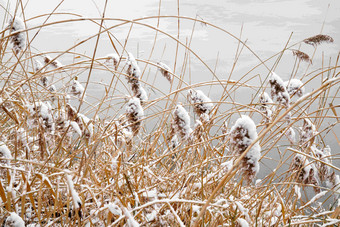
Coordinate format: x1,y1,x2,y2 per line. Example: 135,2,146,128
0,1,339,226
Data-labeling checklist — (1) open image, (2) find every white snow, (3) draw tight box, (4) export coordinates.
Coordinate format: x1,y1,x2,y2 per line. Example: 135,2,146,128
294,185,301,199
237,218,249,227
66,175,82,209
136,85,148,102
0,141,13,159
78,114,94,137
5,212,25,227
106,202,122,216
299,191,327,210
121,205,140,227
105,53,119,62
221,160,233,172
34,60,44,73
70,121,82,136
300,118,316,146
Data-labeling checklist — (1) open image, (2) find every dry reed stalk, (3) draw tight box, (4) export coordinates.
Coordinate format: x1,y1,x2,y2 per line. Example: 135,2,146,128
0,7,339,227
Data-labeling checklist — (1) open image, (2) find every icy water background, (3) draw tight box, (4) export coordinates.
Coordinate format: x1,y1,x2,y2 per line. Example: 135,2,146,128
1,0,340,177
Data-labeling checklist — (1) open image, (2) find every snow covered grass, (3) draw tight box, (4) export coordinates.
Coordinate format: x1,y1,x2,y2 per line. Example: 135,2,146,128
0,2,339,226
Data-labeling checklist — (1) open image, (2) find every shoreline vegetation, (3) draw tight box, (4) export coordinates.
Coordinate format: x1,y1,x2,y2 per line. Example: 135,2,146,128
1,1,340,226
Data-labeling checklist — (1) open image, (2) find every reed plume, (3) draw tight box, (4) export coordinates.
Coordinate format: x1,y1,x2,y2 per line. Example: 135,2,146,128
229,115,261,184
105,53,120,70
7,17,26,54
269,72,290,108
125,97,144,136
303,34,334,46
284,79,305,97
171,104,192,141
157,62,172,82
291,153,320,193
187,89,213,122
292,50,312,63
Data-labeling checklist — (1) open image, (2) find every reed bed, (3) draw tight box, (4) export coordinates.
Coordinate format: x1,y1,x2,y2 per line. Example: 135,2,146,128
0,1,340,226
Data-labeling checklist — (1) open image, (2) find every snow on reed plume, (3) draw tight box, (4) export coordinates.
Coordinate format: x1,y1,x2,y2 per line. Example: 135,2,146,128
229,115,261,184
171,104,192,141
26,101,55,132
125,97,144,136
291,153,320,193
105,53,120,70
299,118,316,148
157,62,172,82
285,127,296,143
269,72,290,108
114,115,133,146
126,52,141,84
258,92,273,122
125,52,148,102
44,55,63,69
70,79,85,99
131,83,148,103
7,17,26,54
66,104,93,139
311,145,340,197
284,79,304,97
187,89,213,122
34,60,44,74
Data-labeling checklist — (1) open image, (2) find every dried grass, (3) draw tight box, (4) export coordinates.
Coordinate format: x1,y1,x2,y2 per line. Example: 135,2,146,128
0,1,339,226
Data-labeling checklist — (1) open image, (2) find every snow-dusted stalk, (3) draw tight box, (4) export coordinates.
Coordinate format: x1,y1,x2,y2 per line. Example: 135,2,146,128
120,204,140,227
229,115,261,184
66,175,82,218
